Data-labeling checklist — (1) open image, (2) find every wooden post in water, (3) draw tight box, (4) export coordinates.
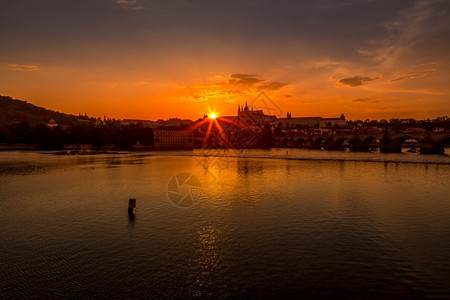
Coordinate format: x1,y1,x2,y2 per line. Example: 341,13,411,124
128,198,136,219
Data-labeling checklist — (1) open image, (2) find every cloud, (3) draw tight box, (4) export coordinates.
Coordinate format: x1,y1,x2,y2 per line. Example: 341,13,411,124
116,0,136,4
358,0,449,63
352,95,381,103
115,0,144,10
182,89,243,103
308,59,345,69
228,74,263,86
258,81,287,91
313,0,376,9
338,76,378,87
226,74,287,91
181,73,289,103
6,64,41,71
390,69,439,82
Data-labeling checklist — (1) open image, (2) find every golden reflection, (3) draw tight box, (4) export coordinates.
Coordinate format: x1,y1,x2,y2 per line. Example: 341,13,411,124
190,224,221,298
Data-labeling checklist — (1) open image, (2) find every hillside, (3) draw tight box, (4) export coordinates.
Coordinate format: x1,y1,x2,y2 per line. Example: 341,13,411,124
0,95,80,127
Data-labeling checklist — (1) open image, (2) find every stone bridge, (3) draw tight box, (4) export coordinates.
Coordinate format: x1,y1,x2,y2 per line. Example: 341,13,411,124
274,132,450,154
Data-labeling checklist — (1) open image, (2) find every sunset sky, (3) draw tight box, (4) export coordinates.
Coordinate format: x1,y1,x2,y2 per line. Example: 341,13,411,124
1,0,449,120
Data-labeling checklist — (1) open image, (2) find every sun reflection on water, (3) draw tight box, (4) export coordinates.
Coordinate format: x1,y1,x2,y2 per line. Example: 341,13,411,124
190,225,222,298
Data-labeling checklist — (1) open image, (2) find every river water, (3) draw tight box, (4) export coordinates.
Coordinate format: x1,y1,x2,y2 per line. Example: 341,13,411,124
0,150,449,298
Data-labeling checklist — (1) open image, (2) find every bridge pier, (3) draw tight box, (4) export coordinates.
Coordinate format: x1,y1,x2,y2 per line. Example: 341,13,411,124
380,137,402,153
380,146,402,153
324,137,340,151
349,144,370,152
420,141,445,154
311,139,324,149
348,138,362,152
359,140,371,152
380,143,402,153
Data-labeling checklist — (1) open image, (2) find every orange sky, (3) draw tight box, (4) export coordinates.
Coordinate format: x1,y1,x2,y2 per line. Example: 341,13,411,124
1,0,449,121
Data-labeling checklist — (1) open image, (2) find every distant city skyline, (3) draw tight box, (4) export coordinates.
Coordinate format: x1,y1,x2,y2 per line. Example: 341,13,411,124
1,0,449,120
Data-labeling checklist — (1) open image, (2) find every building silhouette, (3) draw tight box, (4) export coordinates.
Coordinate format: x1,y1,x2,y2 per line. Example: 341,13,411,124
238,101,276,126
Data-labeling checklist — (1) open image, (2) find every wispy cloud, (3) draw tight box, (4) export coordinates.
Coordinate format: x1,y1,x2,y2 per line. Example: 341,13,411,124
338,76,378,87
307,59,346,69
352,95,381,103
227,74,263,87
313,0,376,9
389,69,439,82
115,0,144,10
6,64,41,71
182,89,244,103
116,0,136,4
358,0,449,63
258,81,287,91
181,73,289,103
226,74,287,91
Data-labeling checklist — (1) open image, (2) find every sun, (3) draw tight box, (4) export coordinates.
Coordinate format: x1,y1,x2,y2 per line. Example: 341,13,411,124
210,113,217,119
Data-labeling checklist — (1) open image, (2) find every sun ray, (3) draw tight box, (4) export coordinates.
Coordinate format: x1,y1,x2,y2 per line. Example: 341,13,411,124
187,117,209,131
202,118,214,147
213,119,233,148
216,116,245,128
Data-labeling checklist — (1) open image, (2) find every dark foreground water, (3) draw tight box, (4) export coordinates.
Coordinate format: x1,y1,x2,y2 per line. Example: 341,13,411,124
0,150,449,299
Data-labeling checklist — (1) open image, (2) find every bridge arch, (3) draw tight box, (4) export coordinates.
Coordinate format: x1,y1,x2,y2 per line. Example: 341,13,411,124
347,137,362,152
361,137,378,151
313,137,326,149
274,132,449,153
392,136,420,145
363,137,377,143
381,136,420,153
440,136,450,147
334,137,349,150
396,137,420,152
